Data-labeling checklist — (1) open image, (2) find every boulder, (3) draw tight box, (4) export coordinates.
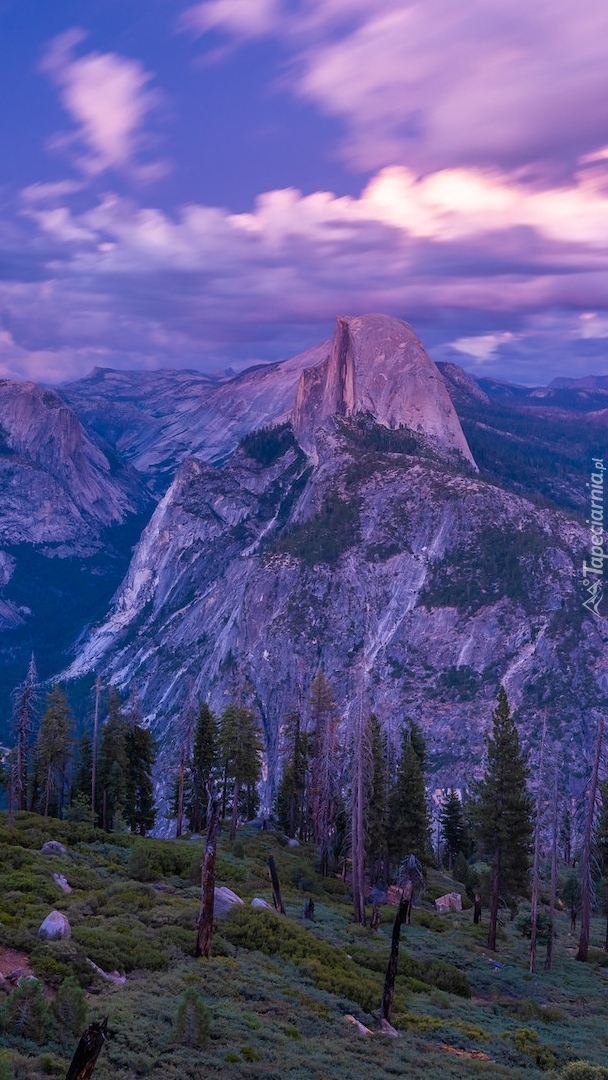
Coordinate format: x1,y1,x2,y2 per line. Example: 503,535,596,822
251,897,274,911
38,911,71,940
434,892,462,913
53,873,72,893
214,886,244,917
287,838,300,848
41,841,66,855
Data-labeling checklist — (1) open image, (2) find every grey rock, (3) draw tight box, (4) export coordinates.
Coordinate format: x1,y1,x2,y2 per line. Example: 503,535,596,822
435,892,462,913
214,887,244,917
38,911,71,940
287,838,300,848
53,873,72,893
251,898,274,910
41,841,66,854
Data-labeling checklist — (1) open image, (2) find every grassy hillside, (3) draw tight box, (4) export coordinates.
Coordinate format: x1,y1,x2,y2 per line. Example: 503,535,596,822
1,814,608,1079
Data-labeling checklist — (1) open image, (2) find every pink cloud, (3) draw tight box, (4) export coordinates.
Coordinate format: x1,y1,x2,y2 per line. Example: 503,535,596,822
41,29,167,181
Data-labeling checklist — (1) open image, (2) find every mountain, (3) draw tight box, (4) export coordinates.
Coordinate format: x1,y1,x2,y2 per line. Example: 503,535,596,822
0,380,154,724
60,341,330,492
61,315,608,822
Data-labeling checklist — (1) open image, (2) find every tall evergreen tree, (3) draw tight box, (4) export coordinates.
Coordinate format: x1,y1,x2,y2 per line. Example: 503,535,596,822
125,723,157,835
36,686,73,818
277,710,309,840
388,723,431,868
97,686,129,831
218,704,263,840
471,687,533,951
440,788,466,868
13,654,38,811
309,671,341,876
188,703,218,833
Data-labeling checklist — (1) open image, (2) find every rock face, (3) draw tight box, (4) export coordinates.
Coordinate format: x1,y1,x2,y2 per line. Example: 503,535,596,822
293,315,476,467
38,911,71,940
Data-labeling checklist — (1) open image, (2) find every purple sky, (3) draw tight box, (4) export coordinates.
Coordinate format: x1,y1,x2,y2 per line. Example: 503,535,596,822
1,0,608,386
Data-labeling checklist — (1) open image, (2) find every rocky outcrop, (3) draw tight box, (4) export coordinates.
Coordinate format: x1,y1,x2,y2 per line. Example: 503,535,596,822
293,315,476,467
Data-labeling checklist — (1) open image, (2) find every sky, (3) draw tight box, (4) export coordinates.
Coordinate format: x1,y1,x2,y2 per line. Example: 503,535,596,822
1,0,608,386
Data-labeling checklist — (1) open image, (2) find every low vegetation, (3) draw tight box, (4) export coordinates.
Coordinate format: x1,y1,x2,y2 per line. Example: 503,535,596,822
1,812,608,1079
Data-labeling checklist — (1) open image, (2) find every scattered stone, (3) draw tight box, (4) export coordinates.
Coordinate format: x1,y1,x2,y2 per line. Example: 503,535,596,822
6,968,23,985
434,892,462,913
251,897,273,910
38,911,71,940
53,872,72,894
41,841,66,855
214,886,244,917
87,958,126,985
287,838,299,847
379,1019,400,1037
345,1014,372,1035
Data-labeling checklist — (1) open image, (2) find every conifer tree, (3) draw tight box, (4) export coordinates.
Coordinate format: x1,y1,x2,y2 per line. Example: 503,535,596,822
388,723,431,867
471,687,533,951
13,654,38,811
188,703,218,833
440,788,466,868
36,685,73,818
97,686,129,831
309,671,341,876
125,722,157,835
218,704,263,840
277,710,309,840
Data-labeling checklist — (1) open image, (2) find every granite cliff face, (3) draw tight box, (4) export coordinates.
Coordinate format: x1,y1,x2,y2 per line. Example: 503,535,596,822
62,317,608,821
293,315,476,468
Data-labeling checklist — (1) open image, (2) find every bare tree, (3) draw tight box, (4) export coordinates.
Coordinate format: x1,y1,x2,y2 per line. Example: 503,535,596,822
577,719,604,962
195,790,220,959
14,654,38,811
91,675,101,826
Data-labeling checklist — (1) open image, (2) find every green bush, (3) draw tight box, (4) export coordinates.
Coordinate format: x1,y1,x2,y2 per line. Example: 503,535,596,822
559,1065,608,1080
174,987,211,1049
50,976,87,1039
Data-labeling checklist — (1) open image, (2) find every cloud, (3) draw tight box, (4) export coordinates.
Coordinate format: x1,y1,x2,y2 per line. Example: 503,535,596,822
180,0,608,178
40,29,167,181
3,161,608,383
180,0,282,39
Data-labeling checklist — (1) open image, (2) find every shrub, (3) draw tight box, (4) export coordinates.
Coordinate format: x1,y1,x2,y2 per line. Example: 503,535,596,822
559,1065,608,1080
50,977,87,1039
174,987,211,1050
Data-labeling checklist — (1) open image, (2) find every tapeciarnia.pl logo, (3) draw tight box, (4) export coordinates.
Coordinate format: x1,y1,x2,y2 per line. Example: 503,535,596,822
582,457,606,618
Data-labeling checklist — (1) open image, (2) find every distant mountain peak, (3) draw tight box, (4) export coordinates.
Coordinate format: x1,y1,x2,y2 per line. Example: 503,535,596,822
292,313,477,468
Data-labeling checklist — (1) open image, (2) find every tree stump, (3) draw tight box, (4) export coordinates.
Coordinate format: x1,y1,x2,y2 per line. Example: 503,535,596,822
65,1018,108,1080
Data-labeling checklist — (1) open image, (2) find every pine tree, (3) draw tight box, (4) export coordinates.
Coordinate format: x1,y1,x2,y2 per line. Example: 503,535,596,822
97,686,129,831
277,710,309,840
388,723,431,867
218,704,263,840
471,687,533,951
309,671,341,876
188,703,218,833
440,788,466,868
36,685,73,818
13,654,38,811
125,722,157,835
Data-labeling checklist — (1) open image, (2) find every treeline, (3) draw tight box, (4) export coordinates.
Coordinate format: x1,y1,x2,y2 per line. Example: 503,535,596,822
1,659,156,834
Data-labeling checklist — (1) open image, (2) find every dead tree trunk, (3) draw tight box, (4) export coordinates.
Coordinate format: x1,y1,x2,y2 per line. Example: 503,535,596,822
91,674,101,826
65,1018,108,1080
545,763,559,970
487,843,501,951
267,855,286,914
577,719,604,962
195,795,220,959
380,881,412,1025
351,699,367,927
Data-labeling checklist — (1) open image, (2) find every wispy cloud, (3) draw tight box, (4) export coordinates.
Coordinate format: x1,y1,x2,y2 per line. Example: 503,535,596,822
40,29,168,181
181,0,608,178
